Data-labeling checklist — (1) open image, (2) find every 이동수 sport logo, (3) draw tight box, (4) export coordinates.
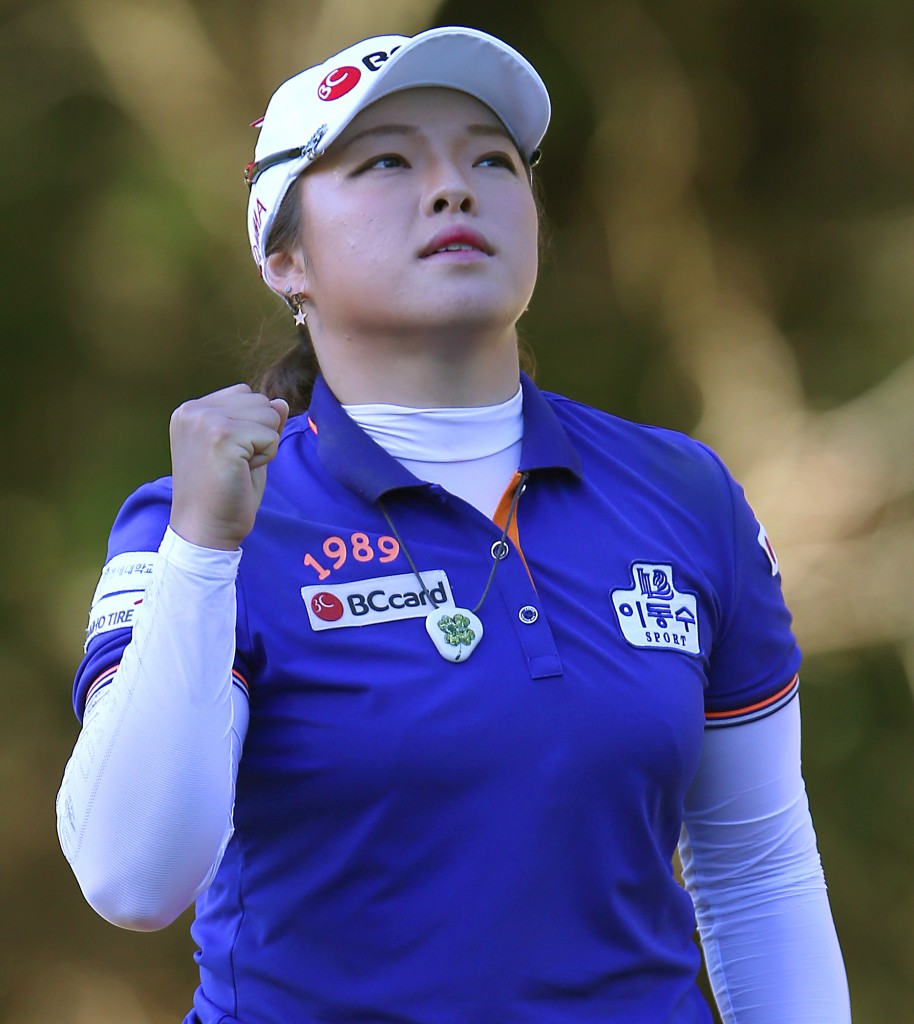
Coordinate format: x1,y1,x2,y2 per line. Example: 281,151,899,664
610,562,700,655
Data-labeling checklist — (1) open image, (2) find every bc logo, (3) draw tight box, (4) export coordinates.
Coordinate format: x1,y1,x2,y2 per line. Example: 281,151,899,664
311,592,345,621
318,66,361,101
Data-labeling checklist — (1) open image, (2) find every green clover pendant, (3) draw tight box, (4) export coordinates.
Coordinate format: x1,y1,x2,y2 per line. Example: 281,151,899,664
426,608,484,663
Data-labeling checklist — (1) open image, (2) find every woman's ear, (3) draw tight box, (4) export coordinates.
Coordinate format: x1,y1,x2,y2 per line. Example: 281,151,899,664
263,246,309,299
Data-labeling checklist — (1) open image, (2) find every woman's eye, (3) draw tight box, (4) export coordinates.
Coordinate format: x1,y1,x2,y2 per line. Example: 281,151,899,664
476,152,517,172
360,154,406,171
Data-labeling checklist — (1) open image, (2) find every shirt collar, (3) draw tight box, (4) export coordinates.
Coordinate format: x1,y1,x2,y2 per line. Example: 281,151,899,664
516,373,583,480
307,372,582,504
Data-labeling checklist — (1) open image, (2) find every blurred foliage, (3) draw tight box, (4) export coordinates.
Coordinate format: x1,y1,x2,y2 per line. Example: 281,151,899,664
2,0,912,1020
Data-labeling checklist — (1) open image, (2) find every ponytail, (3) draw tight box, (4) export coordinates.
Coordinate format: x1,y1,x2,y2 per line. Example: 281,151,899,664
253,324,320,415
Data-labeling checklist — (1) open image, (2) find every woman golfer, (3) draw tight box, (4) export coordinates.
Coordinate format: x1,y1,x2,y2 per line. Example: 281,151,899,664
58,26,851,1024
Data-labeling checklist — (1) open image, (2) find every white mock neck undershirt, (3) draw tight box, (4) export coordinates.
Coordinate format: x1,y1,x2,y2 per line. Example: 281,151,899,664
341,386,524,518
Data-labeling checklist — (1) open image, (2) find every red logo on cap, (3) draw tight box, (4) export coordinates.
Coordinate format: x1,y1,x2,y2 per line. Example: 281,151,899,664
311,592,344,621
318,66,361,101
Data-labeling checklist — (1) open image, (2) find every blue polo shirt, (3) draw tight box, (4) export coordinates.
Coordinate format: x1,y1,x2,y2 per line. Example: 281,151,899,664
73,373,801,1024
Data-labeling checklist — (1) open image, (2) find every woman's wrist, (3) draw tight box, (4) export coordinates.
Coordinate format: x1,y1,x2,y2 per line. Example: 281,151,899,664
162,525,245,568
167,516,245,554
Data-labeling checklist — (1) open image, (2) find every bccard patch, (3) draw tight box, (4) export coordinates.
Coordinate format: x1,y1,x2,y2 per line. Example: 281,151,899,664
84,551,158,651
302,571,455,631
610,562,700,655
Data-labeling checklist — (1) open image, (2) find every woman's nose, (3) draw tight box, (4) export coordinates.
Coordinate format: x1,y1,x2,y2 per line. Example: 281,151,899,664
425,165,476,215
432,191,474,213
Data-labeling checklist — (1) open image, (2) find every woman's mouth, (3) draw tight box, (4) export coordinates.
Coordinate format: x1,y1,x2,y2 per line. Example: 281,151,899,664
420,228,493,258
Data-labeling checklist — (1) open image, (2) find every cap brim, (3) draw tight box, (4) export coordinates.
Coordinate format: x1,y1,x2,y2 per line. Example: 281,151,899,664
324,26,550,161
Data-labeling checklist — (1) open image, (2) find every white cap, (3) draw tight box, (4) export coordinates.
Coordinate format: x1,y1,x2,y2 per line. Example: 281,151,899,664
245,26,551,276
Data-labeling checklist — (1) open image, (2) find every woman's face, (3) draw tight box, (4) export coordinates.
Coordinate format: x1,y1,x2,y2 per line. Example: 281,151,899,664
284,88,539,345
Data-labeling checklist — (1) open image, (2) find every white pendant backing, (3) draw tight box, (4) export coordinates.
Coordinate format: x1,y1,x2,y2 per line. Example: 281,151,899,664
426,608,484,663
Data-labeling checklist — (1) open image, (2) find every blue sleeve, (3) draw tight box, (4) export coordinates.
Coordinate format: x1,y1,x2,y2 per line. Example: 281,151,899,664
73,480,174,720
72,478,253,721
699,445,801,727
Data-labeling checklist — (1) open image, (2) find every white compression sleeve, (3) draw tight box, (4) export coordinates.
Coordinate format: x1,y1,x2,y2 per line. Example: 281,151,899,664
680,698,851,1023
56,528,249,931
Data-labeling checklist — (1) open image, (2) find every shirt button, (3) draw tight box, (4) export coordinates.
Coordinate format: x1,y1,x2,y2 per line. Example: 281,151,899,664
518,605,538,624
491,540,510,560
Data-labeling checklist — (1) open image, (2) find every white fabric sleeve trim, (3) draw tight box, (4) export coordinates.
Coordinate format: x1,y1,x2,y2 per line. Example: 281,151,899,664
680,697,851,1023
56,527,249,931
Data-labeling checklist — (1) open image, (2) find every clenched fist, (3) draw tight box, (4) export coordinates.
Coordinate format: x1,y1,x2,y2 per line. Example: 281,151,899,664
169,384,289,550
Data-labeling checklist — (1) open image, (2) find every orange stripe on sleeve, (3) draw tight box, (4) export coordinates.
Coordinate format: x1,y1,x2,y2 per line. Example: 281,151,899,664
86,663,120,700
705,673,799,721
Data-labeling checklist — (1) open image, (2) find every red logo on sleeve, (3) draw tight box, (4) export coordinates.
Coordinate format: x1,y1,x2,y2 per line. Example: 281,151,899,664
318,66,361,101
311,592,345,621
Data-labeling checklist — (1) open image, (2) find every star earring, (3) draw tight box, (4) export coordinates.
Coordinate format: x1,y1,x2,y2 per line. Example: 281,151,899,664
288,292,308,326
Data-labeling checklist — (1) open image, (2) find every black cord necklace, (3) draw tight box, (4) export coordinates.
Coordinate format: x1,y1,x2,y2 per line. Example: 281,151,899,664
376,472,529,663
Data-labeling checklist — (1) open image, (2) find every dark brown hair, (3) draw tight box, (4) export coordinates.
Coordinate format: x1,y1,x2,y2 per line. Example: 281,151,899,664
250,177,320,414
250,165,545,415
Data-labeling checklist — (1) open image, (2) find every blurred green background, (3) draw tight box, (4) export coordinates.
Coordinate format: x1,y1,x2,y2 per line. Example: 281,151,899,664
3,0,913,1020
